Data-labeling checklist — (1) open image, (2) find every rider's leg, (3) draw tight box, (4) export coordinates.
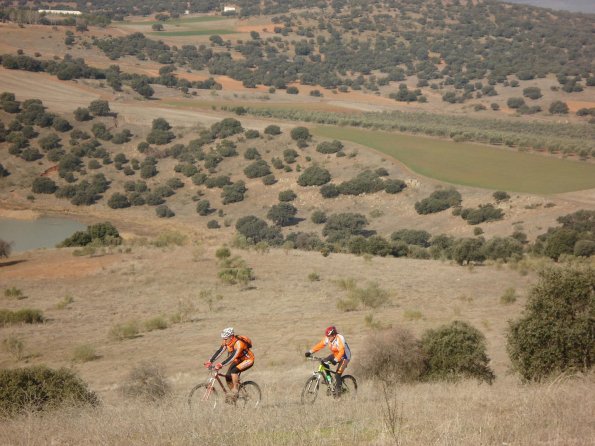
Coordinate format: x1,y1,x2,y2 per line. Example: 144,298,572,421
234,359,254,394
335,359,349,395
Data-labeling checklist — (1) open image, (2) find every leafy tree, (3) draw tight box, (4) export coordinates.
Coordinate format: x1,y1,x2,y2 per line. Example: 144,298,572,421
0,239,12,258
221,181,247,204
311,210,327,224
297,165,331,186
460,204,504,225
267,203,298,226
210,118,243,138
131,78,154,98
507,97,526,109
415,189,462,214
278,190,297,202
52,118,72,133
156,205,175,218
290,126,311,141
235,215,283,244
542,228,578,260
264,125,281,135
320,183,340,198
244,147,260,160
244,160,271,178
451,237,486,265
196,200,211,216
108,193,131,209
482,237,523,261
88,100,111,116
493,191,510,202
549,101,569,114
322,213,368,242
32,177,57,194
507,266,594,381
522,87,542,100
384,179,406,194
316,140,343,154
73,107,92,122
391,229,431,247
421,321,495,384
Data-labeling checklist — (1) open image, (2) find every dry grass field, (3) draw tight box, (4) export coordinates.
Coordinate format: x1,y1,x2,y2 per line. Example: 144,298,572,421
1,10,594,445
0,243,594,445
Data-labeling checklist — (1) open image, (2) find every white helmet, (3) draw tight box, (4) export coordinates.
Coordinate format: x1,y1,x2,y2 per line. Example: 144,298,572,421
221,327,234,339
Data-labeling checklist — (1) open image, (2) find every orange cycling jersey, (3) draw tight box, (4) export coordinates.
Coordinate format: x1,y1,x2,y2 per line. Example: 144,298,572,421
209,336,254,367
310,334,351,362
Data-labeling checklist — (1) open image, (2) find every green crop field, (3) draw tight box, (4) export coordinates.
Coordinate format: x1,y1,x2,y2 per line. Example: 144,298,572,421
149,29,235,36
120,16,229,26
314,127,595,194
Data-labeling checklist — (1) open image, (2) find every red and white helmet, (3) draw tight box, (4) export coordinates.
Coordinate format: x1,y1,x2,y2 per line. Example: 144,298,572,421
325,326,337,337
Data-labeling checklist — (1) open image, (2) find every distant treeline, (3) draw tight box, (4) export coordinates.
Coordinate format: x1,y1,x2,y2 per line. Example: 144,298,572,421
0,53,221,96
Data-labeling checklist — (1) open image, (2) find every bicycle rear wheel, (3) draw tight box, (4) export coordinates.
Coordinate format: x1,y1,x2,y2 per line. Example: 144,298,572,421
237,381,261,408
187,383,222,410
339,375,357,399
301,375,321,404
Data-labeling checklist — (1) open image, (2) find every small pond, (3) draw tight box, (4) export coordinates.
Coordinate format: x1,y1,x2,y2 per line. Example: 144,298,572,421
0,216,86,253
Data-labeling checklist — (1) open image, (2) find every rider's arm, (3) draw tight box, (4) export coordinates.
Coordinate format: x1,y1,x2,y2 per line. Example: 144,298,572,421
209,344,226,363
308,337,327,354
219,339,243,367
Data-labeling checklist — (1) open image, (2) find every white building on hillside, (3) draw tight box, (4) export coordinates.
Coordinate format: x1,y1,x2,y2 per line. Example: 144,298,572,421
223,6,237,13
38,9,82,15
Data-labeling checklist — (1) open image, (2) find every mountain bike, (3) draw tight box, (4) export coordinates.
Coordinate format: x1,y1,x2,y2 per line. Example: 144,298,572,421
301,356,357,404
187,366,261,409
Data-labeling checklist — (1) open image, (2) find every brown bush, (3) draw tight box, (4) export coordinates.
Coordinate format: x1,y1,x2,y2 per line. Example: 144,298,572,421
353,327,426,384
122,361,170,402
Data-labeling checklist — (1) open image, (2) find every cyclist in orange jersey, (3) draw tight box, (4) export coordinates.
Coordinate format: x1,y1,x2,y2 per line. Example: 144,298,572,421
204,327,254,400
305,326,351,396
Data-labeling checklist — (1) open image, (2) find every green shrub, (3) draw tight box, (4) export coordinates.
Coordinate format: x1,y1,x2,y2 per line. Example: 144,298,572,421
323,213,368,243
156,205,175,218
574,240,595,257
500,287,517,304
109,321,139,341
507,266,595,381
493,191,510,202
278,190,297,202
207,220,220,229
0,308,44,326
72,344,98,363
298,165,331,187
415,188,462,214
32,177,57,194
262,174,276,185
290,126,311,141
0,366,98,416
267,203,297,226
244,147,260,160
311,210,327,224
3,334,25,361
4,287,26,300
308,272,320,282
144,316,169,331
451,238,486,265
384,179,406,194
338,171,385,195
460,204,504,225
196,199,211,216
108,193,131,209
221,181,247,204
421,321,495,384
316,140,343,154
264,125,281,135
235,215,283,245
244,160,271,178
122,361,170,401
210,118,243,138
391,229,431,247
218,256,255,285
354,327,426,384
320,183,340,198
337,282,390,311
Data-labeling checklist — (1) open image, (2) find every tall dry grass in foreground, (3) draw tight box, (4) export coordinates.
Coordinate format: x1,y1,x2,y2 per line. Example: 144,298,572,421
1,374,593,446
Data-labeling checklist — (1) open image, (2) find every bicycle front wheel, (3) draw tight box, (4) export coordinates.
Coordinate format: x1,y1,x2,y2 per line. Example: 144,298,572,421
340,375,357,399
237,381,261,408
301,375,321,405
187,383,222,410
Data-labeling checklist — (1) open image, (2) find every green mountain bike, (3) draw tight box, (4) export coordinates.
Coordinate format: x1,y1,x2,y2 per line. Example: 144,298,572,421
301,356,357,404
